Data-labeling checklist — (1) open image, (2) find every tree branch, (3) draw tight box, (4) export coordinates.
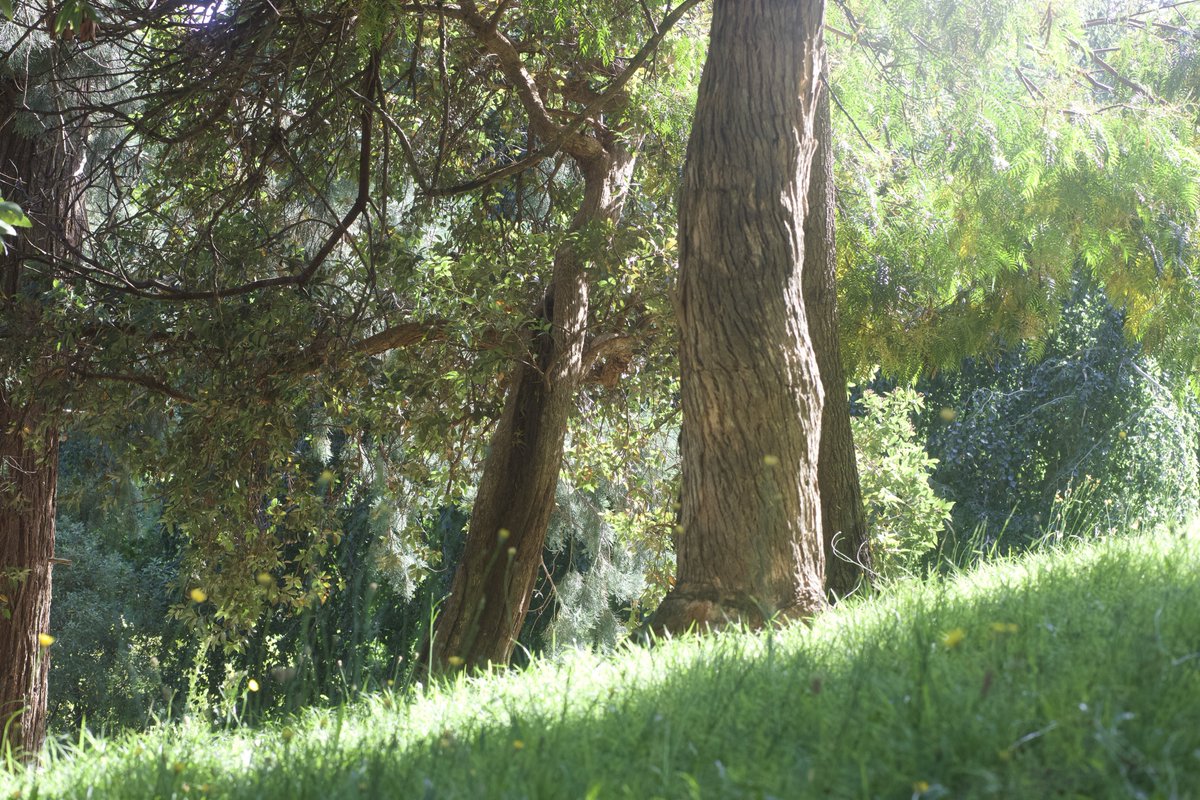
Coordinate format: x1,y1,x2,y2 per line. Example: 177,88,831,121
70,369,197,404
426,0,703,196
124,51,381,301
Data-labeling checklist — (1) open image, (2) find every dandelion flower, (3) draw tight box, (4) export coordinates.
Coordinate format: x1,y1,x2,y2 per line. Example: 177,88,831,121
247,679,260,692
37,632,55,647
512,739,525,750
189,587,207,603
941,628,967,649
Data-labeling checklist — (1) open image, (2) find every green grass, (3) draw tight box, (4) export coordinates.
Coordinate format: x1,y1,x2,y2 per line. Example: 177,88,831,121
6,526,1200,799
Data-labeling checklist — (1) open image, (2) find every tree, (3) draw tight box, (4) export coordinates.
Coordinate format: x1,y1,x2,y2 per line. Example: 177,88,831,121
421,1,701,671
1,39,88,754
829,0,1200,381
1,0,705,741
804,61,869,598
651,0,829,632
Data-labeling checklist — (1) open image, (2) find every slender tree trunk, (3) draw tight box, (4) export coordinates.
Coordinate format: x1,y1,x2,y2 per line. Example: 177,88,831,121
803,63,871,599
652,0,828,632
0,71,85,756
430,142,638,670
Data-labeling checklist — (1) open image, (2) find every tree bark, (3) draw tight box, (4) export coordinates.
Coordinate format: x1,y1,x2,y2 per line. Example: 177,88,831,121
651,0,828,632
1,71,86,756
803,63,871,599
0,399,58,758
430,141,638,670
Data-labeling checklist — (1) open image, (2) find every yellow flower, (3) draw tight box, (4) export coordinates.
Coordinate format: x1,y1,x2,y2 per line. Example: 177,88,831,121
256,572,273,587
512,739,525,750
447,656,465,667
762,454,780,467
941,628,967,649
989,622,1019,635
189,587,207,603
939,407,957,422
913,780,930,793
37,633,55,648
247,679,260,692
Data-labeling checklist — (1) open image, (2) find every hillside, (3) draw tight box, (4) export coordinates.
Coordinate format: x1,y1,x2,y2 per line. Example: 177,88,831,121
5,528,1199,799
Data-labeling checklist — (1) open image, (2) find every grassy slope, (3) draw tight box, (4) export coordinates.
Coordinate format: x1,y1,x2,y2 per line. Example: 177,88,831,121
5,528,1200,799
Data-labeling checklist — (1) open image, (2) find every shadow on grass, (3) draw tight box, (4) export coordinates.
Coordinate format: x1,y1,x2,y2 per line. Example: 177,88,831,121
14,532,1200,799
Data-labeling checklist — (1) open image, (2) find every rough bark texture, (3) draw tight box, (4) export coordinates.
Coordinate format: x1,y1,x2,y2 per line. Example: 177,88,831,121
802,64,871,599
430,143,638,670
0,399,58,757
1,72,85,756
652,0,828,632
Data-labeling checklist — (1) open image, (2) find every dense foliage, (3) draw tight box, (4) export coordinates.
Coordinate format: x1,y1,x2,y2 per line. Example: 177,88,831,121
852,385,953,581
921,280,1200,546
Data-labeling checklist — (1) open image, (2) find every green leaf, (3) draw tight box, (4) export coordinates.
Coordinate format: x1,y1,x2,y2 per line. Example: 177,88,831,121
0,0,13,21
0,201,31,229
53,0,89,34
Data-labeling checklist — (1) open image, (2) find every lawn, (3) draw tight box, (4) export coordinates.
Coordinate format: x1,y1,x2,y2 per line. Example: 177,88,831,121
6,526,1199,799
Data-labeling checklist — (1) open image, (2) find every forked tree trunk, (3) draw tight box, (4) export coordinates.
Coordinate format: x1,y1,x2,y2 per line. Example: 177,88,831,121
1,73,85,756
430,143,638,671
803,64,871,599
652,0,828,632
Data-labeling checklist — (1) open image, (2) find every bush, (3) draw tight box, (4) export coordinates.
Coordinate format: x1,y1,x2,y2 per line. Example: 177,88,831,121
851,385,953,580
49,521,179,731
919,281,1200,549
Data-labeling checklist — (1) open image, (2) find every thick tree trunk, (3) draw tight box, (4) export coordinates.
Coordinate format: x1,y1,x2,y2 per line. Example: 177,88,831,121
803,64,871,599
652,0,828,632
1,73,85,756
0,400,58,757
430,144,638,671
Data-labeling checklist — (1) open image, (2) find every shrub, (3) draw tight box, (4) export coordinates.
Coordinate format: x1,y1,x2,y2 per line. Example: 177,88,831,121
919,281,1200,549
851,385,953,581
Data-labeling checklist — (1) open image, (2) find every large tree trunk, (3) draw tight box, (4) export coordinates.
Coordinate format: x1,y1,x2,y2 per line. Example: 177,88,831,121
0,399,58,757
803,64,871,599
1,71,86,756
430,143,638,671
652,0,828,632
